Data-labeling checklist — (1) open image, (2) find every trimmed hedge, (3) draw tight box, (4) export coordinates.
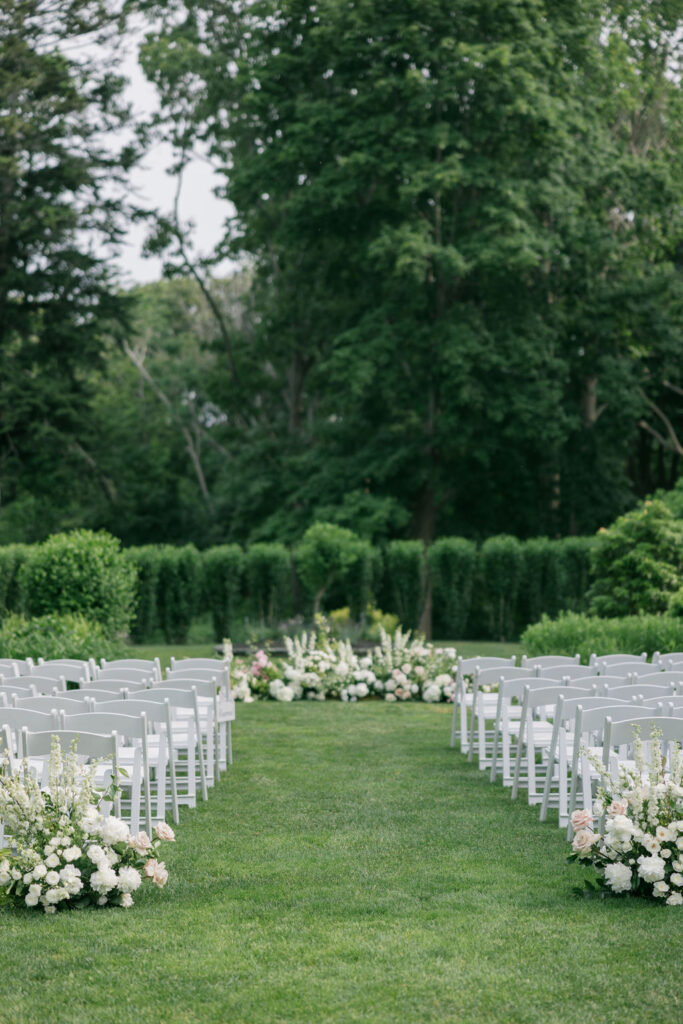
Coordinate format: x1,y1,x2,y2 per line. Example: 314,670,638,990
0,544,29,617
246,542,292,625
479,535,523,642
156,544,202,644
428,537,476,639
385,541,426,631
520,611,683,663
125,546,162,644
203,544,245,642
18,530,136,637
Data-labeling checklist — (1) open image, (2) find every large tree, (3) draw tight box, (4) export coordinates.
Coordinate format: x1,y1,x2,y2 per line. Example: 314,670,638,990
0,0,135,539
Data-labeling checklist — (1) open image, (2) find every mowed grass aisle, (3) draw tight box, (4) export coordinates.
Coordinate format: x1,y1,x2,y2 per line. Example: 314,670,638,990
1,703,681,1024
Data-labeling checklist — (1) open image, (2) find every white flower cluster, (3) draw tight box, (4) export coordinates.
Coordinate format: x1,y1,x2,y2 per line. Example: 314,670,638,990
569,733,683,905
0,737,174,914
231,624,457,705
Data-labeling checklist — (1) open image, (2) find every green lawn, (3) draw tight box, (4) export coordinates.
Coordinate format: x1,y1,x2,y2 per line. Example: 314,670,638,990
1,702,679,1024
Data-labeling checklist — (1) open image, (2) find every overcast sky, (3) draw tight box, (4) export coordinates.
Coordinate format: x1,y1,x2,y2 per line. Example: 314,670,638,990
114,36,236,286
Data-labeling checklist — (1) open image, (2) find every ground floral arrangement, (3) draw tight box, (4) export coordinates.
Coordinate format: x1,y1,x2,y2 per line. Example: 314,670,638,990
230,622,457,704
0,736,174,913
569,729,683,905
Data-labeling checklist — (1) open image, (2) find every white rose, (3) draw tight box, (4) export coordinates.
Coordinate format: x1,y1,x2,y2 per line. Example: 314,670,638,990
25,893,40,907
642,835,661,855
44,853,60,869
385,693,397,702
276,685,294,702
120,893,134,908
87,845,107,864
666,892,683,906
23,872,34,884
63,846,81,863
653,880,669,897
656,826,674,843
45,871,60,886
44,887,62,905
604,862,632,893
638,856,666,883
670,872,683,887
32,864,47,880
90,865,118,894
10,869,21,881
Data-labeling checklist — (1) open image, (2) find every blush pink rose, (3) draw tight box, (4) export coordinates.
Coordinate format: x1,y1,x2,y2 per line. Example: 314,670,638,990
570,809,593,832
154,822,175,842
128,832,152,855
607,800,628,816
144,859,169,887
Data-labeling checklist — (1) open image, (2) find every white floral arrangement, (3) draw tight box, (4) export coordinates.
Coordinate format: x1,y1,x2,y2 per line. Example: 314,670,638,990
569,728,683,904
231,621,457,704
0,736,175,914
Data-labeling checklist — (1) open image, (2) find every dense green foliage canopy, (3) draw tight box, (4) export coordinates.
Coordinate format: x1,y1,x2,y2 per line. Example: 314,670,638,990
0,0,682,547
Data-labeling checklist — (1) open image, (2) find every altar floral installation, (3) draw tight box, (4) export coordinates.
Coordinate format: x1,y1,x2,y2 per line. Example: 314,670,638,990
0,736,174,913
569,729,683,904
229,621,457,704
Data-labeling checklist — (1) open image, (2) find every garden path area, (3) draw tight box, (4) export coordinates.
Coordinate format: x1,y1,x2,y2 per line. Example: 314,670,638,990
1,703,680,1024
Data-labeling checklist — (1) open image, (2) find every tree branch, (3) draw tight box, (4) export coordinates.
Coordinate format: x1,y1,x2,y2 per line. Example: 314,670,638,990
639,389,683,457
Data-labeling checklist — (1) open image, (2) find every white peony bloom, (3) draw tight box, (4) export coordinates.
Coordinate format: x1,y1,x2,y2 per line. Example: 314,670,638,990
120,893,134,908
87,845,107,864
638,856,666,884
99,817,130,846
63,846,81,863
117,867,142,894
89,865,118,894
276,685,294,702
44,887,62,905
604,862,632,893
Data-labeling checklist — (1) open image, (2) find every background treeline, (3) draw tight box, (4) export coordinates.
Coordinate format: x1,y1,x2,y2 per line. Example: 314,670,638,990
0,528,596,644
1,2,683,553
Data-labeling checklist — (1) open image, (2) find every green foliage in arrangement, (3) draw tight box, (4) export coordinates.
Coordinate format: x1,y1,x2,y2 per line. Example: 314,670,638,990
0,613,123,662
384,541,426,631
125,546,163,644
479,535,524,642
295,523,370,616
155,544,202,644
202,544,245,641
245,542,292,625
521,611,683,663
18,530,136,637
428,537,477,639
587,501,683,617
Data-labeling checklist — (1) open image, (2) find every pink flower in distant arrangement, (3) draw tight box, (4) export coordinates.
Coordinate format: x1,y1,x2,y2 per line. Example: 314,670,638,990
128,832,152,855
154,822,175,842
570,809,593,832
144,859,169,887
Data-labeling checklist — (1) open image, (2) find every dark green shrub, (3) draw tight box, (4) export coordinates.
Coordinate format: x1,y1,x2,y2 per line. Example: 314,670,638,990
428,537,476,639
202,544,245,641
587,501,683,617
384,541,426,630
479,535,523,641
156,544,202,644
245,542,292,624
521,611,683,663
125,546,163,643
0,613,124,662
295,523,368,616
19,530,136,637
556,536,596,613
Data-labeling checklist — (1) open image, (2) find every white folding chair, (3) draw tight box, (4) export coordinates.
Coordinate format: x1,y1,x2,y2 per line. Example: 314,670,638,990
590,652,647,667
37,659,91,684
603,682,677,701
538,665,597,681
90,698,178,825
629,670,683,689
0,707,59,759
166,666,234,769
468,667,538,768
602,715,683,782
160,678,220,785
520,654,580,669
137,687,208,805
13,693,95,714
539,696,632,825
94,668,154,687
10,673,67,694
511,685,597,804
488,676,560,786
565,705,657,836
450,656,517,751
0,660,20,678
99,658,162,681
21,728,121,818
82,677,149,694
61,712,151,834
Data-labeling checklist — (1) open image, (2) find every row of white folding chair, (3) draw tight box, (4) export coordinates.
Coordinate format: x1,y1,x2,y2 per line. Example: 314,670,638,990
160,677,221,784
652,651,683,667
20,728,121,821
589,652,648,667
36,658,92,683
0,658,35,676
513,686,681,830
